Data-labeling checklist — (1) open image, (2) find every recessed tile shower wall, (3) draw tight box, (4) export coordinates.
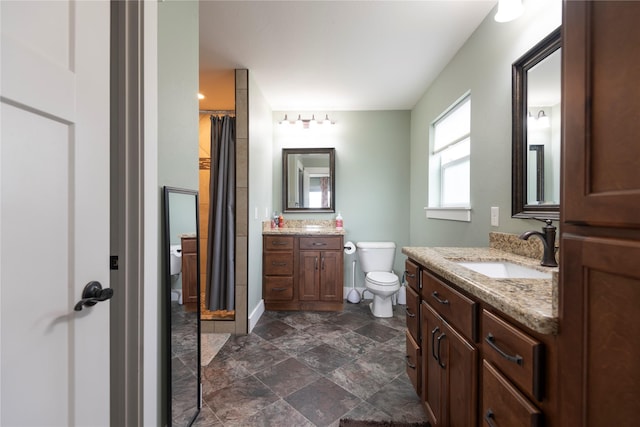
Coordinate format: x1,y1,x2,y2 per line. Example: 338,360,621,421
200,69,249,334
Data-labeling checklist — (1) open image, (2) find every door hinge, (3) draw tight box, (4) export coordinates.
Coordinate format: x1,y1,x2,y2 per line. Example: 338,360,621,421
110,255,119,270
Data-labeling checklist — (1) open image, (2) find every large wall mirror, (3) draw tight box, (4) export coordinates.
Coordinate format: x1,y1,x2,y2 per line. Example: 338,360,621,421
282,147,335,213
512,27,561,220
163,186,201,427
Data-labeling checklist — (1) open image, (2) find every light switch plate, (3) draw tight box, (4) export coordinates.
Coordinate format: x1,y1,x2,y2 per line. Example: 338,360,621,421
491,207,499,227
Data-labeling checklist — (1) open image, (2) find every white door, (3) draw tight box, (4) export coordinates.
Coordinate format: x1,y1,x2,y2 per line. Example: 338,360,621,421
1,1,111,426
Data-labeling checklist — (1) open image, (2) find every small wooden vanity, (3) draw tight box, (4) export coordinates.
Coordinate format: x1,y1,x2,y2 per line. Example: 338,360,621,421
403,245,558,426
263,223,344,311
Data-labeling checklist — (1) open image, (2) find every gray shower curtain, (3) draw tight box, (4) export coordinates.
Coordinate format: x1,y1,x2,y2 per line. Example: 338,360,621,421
206,115,236,311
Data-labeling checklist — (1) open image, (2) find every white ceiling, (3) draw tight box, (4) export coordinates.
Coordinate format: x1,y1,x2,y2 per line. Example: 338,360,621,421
199,1,497,111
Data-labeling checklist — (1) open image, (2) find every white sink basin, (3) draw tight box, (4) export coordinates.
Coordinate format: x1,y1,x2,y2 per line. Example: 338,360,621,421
456,261,552,279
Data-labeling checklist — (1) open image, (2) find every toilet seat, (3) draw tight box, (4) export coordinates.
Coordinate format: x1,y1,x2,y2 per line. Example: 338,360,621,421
366,271,399,286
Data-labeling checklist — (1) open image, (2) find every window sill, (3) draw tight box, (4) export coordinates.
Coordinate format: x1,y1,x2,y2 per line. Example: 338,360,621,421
424,206,471,222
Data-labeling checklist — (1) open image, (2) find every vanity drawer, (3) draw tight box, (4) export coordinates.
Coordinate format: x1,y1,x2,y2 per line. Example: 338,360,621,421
482,360,542,427
482,309,544,401
264,253,294,275
405,330,421,396
181,237,197,253
405,259,420,294
264,236,294,251
422,270,477,342
299,236,342,251
405,285,420,342
264,277,294,301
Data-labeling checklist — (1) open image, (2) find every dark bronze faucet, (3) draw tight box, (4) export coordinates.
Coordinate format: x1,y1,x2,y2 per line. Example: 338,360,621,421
519,219,558,267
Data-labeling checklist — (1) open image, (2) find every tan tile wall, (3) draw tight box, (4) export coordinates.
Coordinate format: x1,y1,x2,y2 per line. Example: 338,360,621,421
199,69,249,335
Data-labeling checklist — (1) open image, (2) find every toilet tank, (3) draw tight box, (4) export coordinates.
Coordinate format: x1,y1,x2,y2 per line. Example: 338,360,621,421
356,241,396,273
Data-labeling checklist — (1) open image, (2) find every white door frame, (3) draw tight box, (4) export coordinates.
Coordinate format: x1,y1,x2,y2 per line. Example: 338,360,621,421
110,1,159,426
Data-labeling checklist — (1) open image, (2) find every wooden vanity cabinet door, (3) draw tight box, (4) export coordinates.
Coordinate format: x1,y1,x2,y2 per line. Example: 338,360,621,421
406,285,420,342
319,250,342,302
422,302,478,427
406,330,421,396
298,251,320,301
482,360,542,427
181,237,198,305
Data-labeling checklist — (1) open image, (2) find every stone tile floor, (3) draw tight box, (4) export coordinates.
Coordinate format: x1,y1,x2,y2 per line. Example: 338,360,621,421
193,300,428,426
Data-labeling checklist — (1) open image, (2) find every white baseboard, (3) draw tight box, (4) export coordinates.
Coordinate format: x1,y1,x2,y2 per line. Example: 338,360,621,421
248,299,265,333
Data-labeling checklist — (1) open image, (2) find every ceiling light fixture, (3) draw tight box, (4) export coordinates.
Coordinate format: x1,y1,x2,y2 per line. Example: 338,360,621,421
279,114,335,129
494,0,524,23
197,93,205,100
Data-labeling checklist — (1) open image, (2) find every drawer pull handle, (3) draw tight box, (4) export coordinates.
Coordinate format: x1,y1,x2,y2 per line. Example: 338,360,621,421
404,270,416,278
431,327,440,362
315,257,318,270
484,409,498,427
431,291,449,305
485,333,523,365
311,242,327,246
272,287,288,292
436,333,447,369
271,262,288,267
271,241,288,246
404,306,416,318
405,355,416,370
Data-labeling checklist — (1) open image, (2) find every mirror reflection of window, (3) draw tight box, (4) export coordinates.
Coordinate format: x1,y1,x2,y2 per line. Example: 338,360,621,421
283,148,335,213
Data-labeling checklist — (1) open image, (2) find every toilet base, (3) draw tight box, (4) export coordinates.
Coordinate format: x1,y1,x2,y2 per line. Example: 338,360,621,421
369,294,394,318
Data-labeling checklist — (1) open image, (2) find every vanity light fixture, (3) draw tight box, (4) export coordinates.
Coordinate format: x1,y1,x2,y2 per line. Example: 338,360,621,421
494,0,524,23
528,110,550,129
279,113,335,129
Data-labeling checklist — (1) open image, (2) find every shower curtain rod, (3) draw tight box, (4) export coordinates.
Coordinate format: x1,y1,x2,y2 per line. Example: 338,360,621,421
199,109,235,115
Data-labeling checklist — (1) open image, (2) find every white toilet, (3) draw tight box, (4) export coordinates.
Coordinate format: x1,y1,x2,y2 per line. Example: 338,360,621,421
169,244,183,304
356,241,401,318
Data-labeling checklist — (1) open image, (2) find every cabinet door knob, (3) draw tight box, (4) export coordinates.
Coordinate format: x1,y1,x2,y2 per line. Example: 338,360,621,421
484,409,498,427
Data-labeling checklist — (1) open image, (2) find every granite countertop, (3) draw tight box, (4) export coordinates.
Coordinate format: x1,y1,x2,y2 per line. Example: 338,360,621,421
262,219,345,236
402,246,559,335
263,227,346,236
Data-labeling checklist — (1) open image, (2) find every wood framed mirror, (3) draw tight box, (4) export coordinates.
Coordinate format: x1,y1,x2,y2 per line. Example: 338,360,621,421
512,27,561,220
282,148,335,213
163,186,201,426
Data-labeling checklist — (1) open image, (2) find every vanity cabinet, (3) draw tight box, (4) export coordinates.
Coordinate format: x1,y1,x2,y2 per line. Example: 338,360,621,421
181,236,198,306
404,259,421,395
421,271,478,427
298,237,343,303
560,2,640,425
405,259,558,426
263,236,295,303
263,234,343,311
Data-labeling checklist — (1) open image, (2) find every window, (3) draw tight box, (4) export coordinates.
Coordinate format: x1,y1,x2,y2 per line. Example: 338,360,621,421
427,94,471,221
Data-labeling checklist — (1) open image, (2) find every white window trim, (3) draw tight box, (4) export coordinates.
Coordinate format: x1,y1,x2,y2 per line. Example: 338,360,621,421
426,92,472,222
424,206,472,222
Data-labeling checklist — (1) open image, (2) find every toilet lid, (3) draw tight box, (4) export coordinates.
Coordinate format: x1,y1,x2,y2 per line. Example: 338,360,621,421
367,272,399,286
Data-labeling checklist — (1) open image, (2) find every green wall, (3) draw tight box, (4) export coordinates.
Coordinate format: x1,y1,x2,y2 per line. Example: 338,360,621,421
408,0,561,247
158,1,199,192
248,75,274,317
272,111,411,287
